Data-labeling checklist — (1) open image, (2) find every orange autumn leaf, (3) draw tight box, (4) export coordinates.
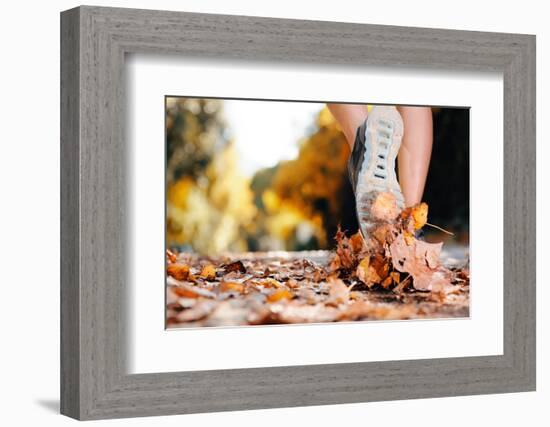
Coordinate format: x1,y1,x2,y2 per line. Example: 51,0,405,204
171,282,214,299
261,278,284,288
381,275,393,289
356,254,389,285
390,271,401,284
166,249,177,264
219,281,245,293
349,231,365,253
328,253,341,272
370,191,400,222
411,203,428,230
371,254,390,282
334,227,356,269
200,264,216,280
267,288,293,302
167,263,190,281
404,230,415,246
356,257,372,284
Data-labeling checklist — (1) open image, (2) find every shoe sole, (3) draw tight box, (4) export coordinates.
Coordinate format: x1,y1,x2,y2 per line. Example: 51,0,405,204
356,106,404,236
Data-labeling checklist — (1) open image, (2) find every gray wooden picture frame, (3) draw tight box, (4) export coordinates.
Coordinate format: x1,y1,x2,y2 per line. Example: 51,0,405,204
60,5,536,421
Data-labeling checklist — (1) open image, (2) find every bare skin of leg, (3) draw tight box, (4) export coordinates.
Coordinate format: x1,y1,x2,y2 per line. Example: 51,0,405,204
327,103,433,206
326,103,368,150
396,106,433,206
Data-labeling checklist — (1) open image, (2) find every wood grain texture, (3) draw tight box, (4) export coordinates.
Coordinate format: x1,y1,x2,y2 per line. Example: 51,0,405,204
60,5,536,420
60,7,80,419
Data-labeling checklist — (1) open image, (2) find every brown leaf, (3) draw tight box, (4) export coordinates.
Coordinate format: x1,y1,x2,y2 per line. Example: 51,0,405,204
349,231,366,253
261,278,284,288
335,228,356,269
200,264,216,280
369,191,400,222
356,254,389,285
328,254,341,272
167,263,190,281
411,203,428,230
399,202,428,231
356,257,371,284
371,223,395,245
223,260,247,274
389,232,450,291
267,288,294,302
219,281,245,293
381,275,393,289
170,281,215,299
327,277,350,305
166,249,178,264
285,278,300,289
390,272,401,285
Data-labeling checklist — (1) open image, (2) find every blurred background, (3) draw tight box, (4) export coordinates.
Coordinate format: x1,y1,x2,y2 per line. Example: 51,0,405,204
166,97,469,255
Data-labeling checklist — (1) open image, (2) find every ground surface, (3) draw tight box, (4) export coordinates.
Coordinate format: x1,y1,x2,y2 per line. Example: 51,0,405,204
166,246,469,328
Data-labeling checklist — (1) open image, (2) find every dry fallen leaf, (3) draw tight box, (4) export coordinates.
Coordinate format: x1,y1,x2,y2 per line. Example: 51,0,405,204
261,278,284,289
349,231,365,253
335,227,356,269
165,191,469,328
411,203,428,230
267,288,294,303
200,264,216,280
170,282,215,299
327,277,350,305
369,191,400,222
219,281,245,293
356,257,371,284
223,260,247,274
389,232,450,291
166,249,178,264
167,263,190,281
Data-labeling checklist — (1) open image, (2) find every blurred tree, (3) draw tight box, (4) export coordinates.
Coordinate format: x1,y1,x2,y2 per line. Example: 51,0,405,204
166,97,227,185
166,98,256,254
250,108,358,250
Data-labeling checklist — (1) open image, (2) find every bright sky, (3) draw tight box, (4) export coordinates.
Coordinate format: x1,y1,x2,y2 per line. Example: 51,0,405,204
223,99,324,177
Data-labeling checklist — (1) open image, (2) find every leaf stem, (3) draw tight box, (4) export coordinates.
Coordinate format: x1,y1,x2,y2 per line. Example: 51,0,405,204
425,222,454,236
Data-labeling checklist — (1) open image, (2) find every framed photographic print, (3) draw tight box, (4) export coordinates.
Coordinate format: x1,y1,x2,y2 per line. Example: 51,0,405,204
61,5,536,420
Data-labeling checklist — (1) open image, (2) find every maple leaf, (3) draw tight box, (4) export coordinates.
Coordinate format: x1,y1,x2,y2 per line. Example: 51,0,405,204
389,232,452,291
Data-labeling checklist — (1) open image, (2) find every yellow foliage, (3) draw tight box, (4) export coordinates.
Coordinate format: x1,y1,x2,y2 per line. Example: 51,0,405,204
166,142,257,255
266,106,351,246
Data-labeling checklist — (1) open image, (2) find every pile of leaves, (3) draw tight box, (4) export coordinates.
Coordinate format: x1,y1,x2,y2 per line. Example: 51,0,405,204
166,192,469,328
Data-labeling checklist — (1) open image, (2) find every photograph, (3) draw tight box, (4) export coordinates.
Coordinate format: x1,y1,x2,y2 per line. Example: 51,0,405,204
53,4,537,421
165,97,470,328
